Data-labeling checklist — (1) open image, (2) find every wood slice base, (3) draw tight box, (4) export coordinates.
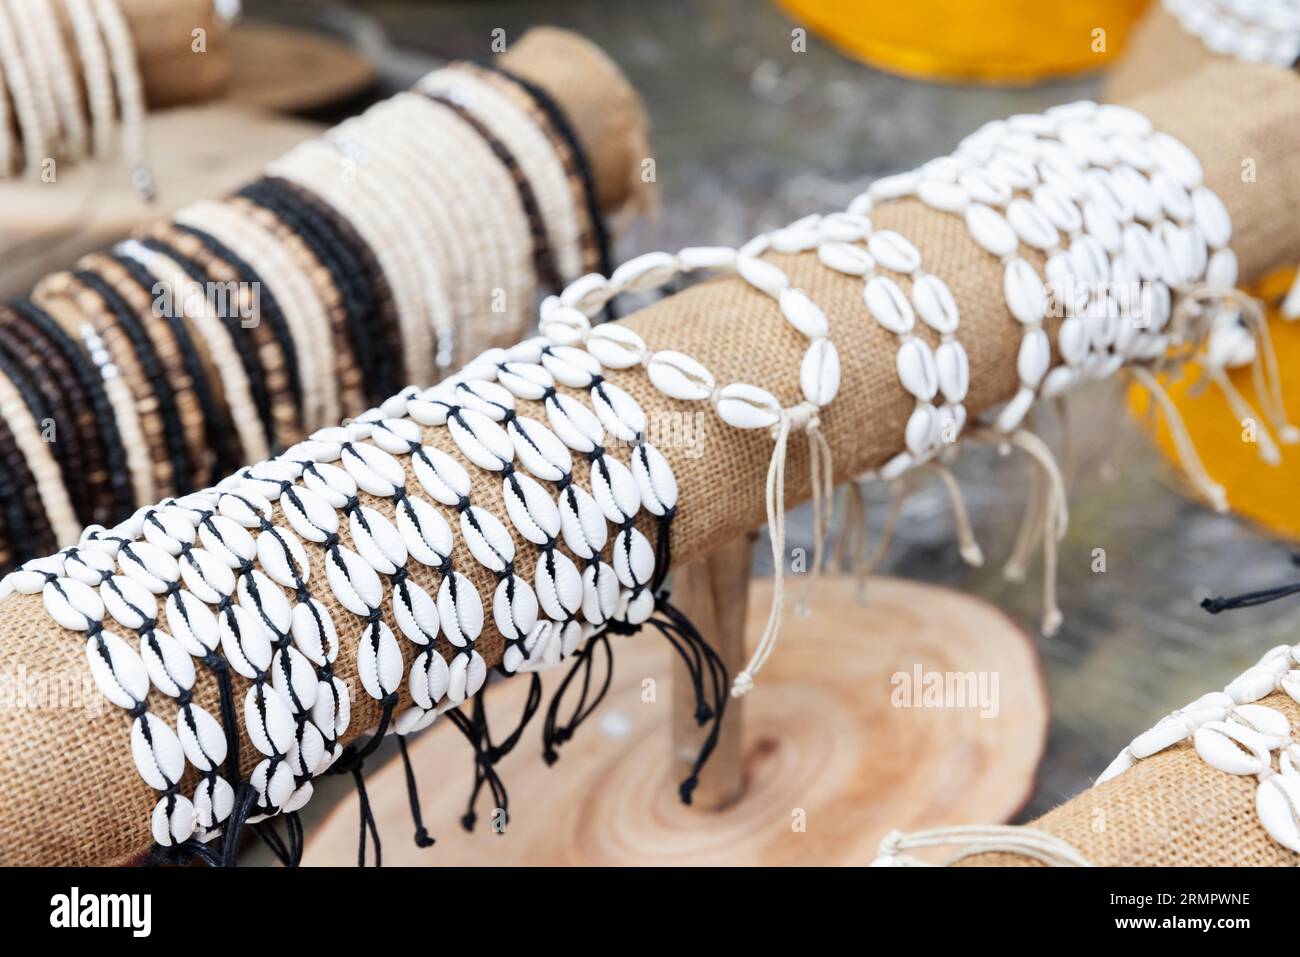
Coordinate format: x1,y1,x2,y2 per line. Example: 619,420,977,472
301,576,1048,866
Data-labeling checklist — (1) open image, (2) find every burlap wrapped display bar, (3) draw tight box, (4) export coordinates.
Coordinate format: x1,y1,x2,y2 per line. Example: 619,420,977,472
1,56,1297,866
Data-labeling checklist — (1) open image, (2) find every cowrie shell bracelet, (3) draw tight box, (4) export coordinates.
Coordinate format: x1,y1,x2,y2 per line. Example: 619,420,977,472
1165,0,1300,66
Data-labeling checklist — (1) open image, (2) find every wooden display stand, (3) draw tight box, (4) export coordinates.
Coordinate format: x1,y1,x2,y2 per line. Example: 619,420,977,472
301,551,1048,866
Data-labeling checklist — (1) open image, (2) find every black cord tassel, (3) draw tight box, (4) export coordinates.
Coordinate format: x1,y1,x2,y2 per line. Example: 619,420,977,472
218,781,259,868
445,707,508,832
541,633,614,765
326,692,398,867
397,733,436,850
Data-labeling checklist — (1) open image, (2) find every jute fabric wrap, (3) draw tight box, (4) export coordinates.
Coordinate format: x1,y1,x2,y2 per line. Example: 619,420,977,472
0,59,1296,866
1105,2,1222,103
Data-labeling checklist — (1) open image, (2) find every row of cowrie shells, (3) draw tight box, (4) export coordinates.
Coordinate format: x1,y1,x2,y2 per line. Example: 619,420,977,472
872,101,1234,433
1166,0,1300,66
1094,640,1300,854
0,353,668,848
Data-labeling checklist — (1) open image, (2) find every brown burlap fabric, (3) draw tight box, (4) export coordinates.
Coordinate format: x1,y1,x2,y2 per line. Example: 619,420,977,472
1105,2,1220,103
0,53,1297,865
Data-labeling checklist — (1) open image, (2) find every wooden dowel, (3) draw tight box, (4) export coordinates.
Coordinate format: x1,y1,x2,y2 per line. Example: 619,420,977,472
670,532,757,810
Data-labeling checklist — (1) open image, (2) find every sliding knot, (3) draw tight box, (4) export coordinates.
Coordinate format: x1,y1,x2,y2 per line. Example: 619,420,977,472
731,671,754,698
774,400,821,439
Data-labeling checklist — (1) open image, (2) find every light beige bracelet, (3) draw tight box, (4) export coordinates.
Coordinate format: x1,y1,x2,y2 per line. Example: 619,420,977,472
116,239,271,463
427,66,584,281
0,364,79,545
28,0,88,161
419,91,534,352
35,284,156,509
174,197,338,429
7,0,60,160
62,0,114,160
0,0,49,175
92,0,152,198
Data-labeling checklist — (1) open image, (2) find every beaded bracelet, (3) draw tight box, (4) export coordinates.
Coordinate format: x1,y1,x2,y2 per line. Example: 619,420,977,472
91,0,154,199
62,0,114,161
0,354,78,545
0,360,49,560
0,0,49,176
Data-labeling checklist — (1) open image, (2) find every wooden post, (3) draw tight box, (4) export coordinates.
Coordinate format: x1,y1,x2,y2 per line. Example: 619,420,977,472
670,531,756,810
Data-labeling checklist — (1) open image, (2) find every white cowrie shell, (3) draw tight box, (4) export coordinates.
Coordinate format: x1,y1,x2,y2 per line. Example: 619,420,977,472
120,541,179,594
102,575,157,631
496,361,554,401
1121,223,1164,282
819,211,872,242
340,442,405,497
407,391,453,426
86,631,148,709
1192,186,1231,249
964,202,1019,258
1205,247,1238,288
1257,775,1300,853
325,545,383,616
591,381,646,443
412,446,471,506
131,712,186,790
287,722,326,778
917,177,968,213
959,167,1012,207
393,579,440,645
864,275,915,335
1017,328,1051,386
541,345,602,388
558,484,607,559
1155,221,1196,286
63,548,115,586
1003,258,1048,325
446,649,487,704
1193,720,1272,775
1040,366,1078,399
312,673,349,738
393,705,438,736
867,169,919,202
535,549,584,619
1096,103,1152,136
989,151,1037,189
591,455,642,524
220,604,272,679
1110,165,1161,223
561,272,615,314
1151,170,1193,223
868,230,922,274
582,562,620,626
585,324,647,369
545,391,604,453
611,250,679,292
357,620,403,700
632,443,678,516
1129,718,1190,758
509,416,572,483
905,405,937,457
142,509,196,553
493,575,539,641
193,774,235,829
1230,703,1290,747
1094,749,1134,785
911,273,960,335
817,241,874,276
1069,234,1110,284
349,506,406,575
151,793,195,846
996,386,1036,432
716,383,781,429
438,572,484,647
141,630,196,697
451,380,515,420
251,757,294,809
614,527,656,588
1082,198,1122,253
1058,315,1090,366
43,578,102,631
800,339,841,408
461,505,516,573
238,568,292,636
503,473,562,545
647,350,716,401
896,337,939,401
178,548,235,604
1225,665,1278,704
198,515,256,567
302,460,356,504
539,303,591,346
292,597,338,666
271,645,318,713
935,340,970,404
1031,183,1083,235
243,683,294,758
779,287,829,339
410,648,451,710
448,407,513,471
677,245,737,271
624,587,656,625
396,495,453,567
736,255,789,297
1007,197,1059,251
1149,131,1203,190
177,703,226,772
257,526,309,589
166,590,218,657
281,486,338,542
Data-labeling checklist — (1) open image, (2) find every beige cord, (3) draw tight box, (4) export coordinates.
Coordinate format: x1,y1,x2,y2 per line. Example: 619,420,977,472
1129,364,1229,513
873,825,1092,867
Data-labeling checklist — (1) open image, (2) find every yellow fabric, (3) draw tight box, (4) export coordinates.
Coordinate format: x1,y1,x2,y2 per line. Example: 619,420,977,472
1130,267,1300,540
778,0,1152,84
